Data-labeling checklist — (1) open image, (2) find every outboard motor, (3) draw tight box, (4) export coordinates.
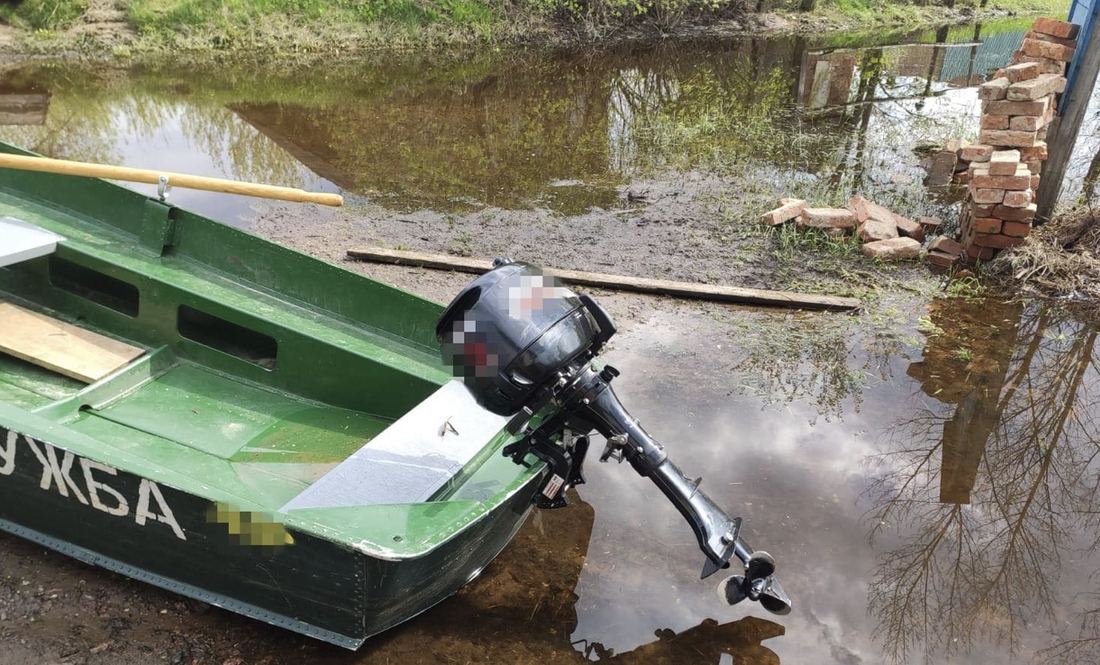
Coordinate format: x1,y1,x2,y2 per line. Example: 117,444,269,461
436,259,791,616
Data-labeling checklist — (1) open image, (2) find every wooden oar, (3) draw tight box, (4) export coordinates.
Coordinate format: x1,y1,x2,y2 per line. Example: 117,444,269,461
0,153,344,207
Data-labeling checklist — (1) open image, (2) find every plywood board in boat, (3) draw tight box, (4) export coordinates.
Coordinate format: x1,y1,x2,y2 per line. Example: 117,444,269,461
0,301,144,383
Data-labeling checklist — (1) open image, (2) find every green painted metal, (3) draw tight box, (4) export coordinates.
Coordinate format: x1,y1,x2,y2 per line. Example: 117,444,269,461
0,140,547,647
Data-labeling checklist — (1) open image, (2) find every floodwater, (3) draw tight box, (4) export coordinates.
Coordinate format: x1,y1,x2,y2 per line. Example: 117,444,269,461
4,16,1100,665
3,16,1093,226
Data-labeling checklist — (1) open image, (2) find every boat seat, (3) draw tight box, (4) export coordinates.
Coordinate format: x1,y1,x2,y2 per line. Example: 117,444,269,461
0,299,145,383
279,380,510,511
0,216,65,267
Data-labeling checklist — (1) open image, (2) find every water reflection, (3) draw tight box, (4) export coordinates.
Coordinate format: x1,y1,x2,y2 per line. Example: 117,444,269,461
367,488,786,664
868,299,1100,663
0,18,1040,222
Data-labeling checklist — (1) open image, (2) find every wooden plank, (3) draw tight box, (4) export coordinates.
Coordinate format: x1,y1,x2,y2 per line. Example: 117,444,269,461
346,247,860,312
0,302,145,383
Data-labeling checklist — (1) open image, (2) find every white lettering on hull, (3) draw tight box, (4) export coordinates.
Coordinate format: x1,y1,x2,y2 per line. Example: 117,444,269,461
81,458,129,517
0,430,186,540
26,438,89,505
0,431,15,476
136,478,186,540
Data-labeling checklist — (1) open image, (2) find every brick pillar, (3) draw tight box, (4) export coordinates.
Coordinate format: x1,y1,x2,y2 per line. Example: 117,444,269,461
954,18,1078,262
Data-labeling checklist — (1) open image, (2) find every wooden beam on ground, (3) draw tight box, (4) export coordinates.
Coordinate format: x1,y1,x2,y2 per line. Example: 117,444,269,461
347,247,860,312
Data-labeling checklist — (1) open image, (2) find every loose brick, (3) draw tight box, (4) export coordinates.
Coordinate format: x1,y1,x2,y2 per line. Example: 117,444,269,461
893,213,924,242
989,150,1022,175
973,233,1025,249
1007,73,1067,101
928,236,961,255
971,202,997,217
956,170,971,185
981,115,1010,130
919,216,944,232
1032,17,1080,40
1030,174,1041,191
1026,29,1079,50
1002,221,1032,237
1021,37,1075,63
1020,141,1048,161
1003,189,1033,208
1009,115,1044,132
1018,55,1067,75
979,129,1039,148
967,244,996,261
862,237,921,261
762,199,806,225
973,217,1002,234
960,143,994,162
971,165,1031,190
973,188,1006,204
799,207,857,229
979,77,1010,101
858,217,898,242
1026,159,1043,174
985,98,1051,117
925,250,961,268
945,138,964,154
993,203,1037,221
1003,61,1040,83
846,196,896,224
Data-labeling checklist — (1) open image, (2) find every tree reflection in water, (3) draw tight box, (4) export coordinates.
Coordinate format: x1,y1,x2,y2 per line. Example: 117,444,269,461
867,298,1100,663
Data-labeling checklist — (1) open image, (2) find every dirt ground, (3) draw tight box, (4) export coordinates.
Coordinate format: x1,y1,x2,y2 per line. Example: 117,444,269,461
248,175,909,312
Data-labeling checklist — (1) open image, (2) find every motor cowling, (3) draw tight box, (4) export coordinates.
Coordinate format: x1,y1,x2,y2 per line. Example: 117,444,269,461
437,259,791,616
436,259,614,416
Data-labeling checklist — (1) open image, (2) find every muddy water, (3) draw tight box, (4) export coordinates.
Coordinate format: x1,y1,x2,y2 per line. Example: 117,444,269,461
588,300,1100,665
0,17,1069,227
4,16,1100,665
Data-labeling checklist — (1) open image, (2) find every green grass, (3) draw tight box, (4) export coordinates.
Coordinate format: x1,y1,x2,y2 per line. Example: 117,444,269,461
0,0,1073,58
122,0,746,51
129,0,496,31
0,0,87,30
817,0,1068,23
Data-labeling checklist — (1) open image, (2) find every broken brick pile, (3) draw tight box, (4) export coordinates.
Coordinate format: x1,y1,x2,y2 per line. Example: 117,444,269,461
930,17,1078,267
760,196,941,261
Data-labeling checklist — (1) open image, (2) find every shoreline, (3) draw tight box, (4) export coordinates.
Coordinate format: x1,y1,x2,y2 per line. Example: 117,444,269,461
0,4,1065,65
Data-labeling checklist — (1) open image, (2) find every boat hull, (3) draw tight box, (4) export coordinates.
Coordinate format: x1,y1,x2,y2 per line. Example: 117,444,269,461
0,423,542,648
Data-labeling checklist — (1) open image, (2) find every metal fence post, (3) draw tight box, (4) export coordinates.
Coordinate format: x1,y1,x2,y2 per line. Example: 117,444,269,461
1036,0,1100,221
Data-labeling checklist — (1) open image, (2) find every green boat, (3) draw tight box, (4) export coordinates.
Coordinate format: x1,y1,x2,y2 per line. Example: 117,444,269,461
0,141,789,649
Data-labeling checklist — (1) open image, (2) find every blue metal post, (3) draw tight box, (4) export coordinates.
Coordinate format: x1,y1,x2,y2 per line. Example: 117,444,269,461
1062,0,1099,112
1036,0,1100,219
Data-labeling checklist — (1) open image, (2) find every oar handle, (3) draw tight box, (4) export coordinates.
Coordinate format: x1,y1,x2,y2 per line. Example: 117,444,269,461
0,153,344,207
